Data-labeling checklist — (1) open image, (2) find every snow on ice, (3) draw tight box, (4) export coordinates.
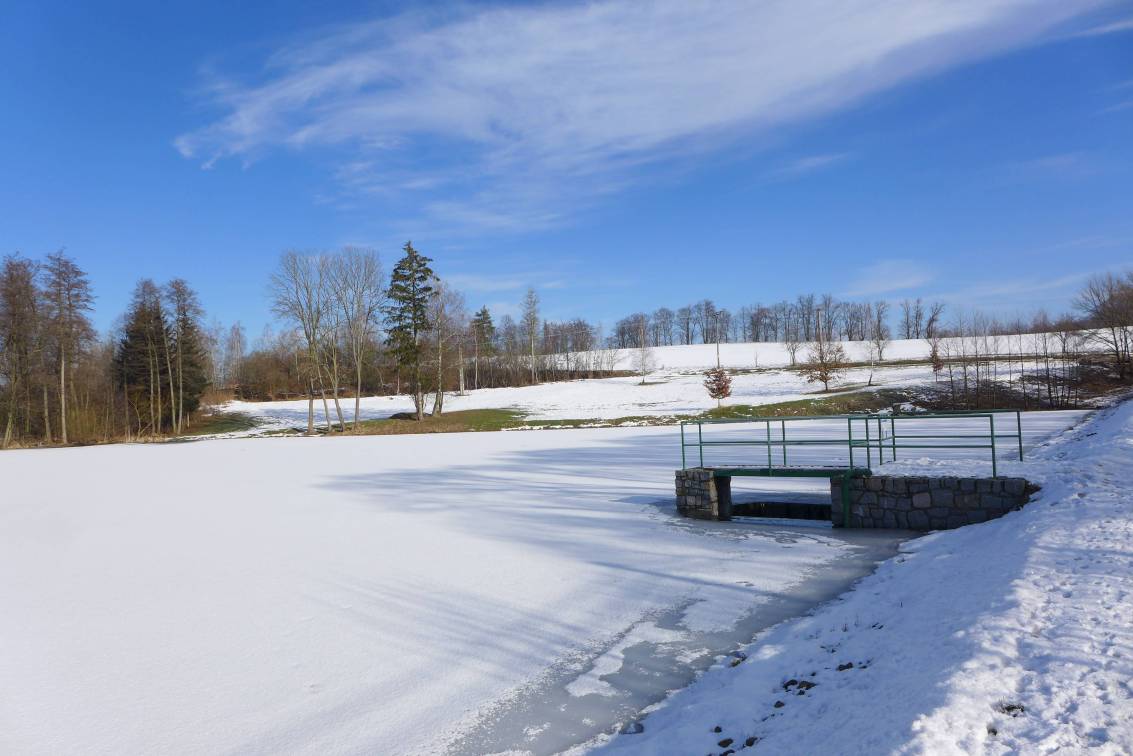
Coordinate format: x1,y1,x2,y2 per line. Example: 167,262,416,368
0,404,1107,754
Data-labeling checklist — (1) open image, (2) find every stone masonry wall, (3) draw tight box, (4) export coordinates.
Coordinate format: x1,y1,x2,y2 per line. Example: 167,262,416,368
675,468,732,520
830,475,1035,530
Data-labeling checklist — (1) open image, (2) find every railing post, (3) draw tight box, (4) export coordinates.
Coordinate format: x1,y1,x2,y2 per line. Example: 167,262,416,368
848,417,854,469
890,417,897,462
680,422,686,469
698,422,704,467
781,419,787,466
1016,410,1023,461
766,420,772,473
877,416,883,467
865,416,872,469
990,414,997,477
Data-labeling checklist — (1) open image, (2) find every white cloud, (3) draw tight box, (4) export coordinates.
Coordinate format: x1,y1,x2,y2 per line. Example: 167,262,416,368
1070,15,1133,36
176,0,1109,233
847,259,935,296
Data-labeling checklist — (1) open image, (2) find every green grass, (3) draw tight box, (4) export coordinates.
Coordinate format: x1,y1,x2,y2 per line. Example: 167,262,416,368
354,408,529,435
181,411,260,436
700,388,914,420
343,386,918,437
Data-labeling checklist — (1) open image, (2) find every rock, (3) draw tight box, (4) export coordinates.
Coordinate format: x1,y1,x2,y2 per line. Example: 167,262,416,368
1004,478,1026,496
912,492,932,509
783,678,799,690
619,721,645,734
773,700,785,708
796,680,817,691
713,726,722,733
996,702,1025,717
718,738,734,748
837,662,854,671
745,736,758,747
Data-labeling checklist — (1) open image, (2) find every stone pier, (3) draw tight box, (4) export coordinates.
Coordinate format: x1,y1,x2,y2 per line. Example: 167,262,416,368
676,468,1036,530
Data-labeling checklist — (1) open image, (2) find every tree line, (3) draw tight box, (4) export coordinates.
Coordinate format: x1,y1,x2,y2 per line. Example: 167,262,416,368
1,252,213,447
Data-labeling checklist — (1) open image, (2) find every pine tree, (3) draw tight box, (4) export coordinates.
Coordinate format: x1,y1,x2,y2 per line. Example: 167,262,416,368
114,280,172,435
384,242,436,420
166,279,209,431
471,305,495,390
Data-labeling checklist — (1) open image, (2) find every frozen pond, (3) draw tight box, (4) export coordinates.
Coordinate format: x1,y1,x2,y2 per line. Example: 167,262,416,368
0,414,1085,754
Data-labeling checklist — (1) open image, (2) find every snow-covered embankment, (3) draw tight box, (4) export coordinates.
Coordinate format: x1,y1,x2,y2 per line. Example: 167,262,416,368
596,399,1133,754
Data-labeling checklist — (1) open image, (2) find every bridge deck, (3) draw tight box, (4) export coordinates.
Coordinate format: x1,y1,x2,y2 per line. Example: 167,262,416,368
703,465,872,478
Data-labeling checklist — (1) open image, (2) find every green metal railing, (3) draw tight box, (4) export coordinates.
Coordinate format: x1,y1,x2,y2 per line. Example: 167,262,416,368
680,410,1024,477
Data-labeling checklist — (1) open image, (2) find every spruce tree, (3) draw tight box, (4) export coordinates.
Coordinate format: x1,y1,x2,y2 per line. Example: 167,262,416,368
383,242,436,420
471,305,494,390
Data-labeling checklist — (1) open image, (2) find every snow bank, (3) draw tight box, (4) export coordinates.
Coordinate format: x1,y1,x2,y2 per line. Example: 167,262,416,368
594,399,1133,754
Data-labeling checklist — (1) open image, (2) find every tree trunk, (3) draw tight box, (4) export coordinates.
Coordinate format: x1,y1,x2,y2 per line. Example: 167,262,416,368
354,359,363,433
306,378,315,435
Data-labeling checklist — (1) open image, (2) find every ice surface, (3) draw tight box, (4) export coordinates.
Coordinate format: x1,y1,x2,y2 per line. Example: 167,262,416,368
0,409,1088,754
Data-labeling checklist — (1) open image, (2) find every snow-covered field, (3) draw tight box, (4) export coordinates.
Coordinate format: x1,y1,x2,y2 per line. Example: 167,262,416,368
0,410,1097,755
228,363,939,431
226,336,1080,433
597,399,1133,755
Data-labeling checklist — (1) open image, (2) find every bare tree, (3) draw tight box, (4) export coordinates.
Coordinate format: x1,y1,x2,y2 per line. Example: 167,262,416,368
42,252,94,444
329,247,386,432
869,300,891,362
1075,272,1133,378
800,338,848,392
271,251,331,435
430,283,466,416
632,313,654,383
522,288,540,384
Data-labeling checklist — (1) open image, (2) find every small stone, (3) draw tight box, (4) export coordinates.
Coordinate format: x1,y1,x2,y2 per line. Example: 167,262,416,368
837,662,854,671
619,721,644,734
718,738,734,748
796,680,817,691
713,726,722,733
745,736,758,747
783,678,799,690
773,700,785,708
996,702,1025,717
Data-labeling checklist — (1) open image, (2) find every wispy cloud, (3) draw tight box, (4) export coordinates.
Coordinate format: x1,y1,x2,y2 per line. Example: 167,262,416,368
176,0,1108,234
764,153,853,181
1006,151,1103,180
1069,15,1133,37
846,259,935,297
933,271,1097,310
1098,99,1133,115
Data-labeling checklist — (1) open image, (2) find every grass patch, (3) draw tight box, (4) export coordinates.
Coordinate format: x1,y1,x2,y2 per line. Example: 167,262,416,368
701,388,913,420
355,408,528,435
182,411,259,436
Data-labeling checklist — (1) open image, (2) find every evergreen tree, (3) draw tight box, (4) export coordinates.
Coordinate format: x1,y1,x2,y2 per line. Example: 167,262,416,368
114,280,173,435
166,279,209,430
471,305,495,390
383,242,436,420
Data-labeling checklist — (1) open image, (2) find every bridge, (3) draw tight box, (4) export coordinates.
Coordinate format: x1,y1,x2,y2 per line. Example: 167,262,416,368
676,411,1028,527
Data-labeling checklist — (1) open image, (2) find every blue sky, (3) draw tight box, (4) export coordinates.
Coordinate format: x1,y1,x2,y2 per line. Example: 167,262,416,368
2,1,1131,338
